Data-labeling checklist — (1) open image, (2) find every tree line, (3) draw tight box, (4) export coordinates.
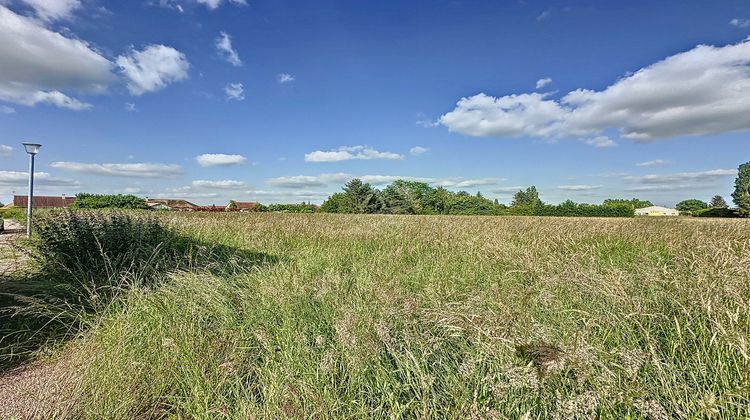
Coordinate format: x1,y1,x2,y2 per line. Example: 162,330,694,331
320,180,636,217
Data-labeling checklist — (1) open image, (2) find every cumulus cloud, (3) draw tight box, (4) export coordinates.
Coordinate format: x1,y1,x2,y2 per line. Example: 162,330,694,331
440,39,750,143
50,162,183,178
558,184,602,191
277,73,295,84
17,0,81,21
730,18,750,28
116,45,189,95
410,146,429,155
0,170,78,186
215,32,242,67
195,153,247,167
0,144,13,156
535,77,552,89
191,179,245,189
636,159,670,167
267,173,503,189
0,6,114,109
304,146,404,163
224,82,244,101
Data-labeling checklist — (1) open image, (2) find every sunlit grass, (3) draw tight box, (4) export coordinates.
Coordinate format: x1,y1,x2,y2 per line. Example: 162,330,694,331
10,213,750,418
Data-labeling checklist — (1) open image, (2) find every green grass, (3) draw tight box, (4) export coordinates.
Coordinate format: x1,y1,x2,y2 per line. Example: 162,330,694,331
4,213,750,418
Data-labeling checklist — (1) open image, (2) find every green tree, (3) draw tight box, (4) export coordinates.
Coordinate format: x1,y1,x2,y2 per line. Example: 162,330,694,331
603,198,653,209
709,195,728,208
675,199,709,215
226,200,238,211
342,179,381,213
732,162,750,216
71,194,148,209
320,192,352,213
512,186,543,207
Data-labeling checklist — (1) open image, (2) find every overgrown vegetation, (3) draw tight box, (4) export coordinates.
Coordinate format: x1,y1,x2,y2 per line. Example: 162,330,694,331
733,161,750,216
57,213,749,418
2,212,747,417
0,211,273,369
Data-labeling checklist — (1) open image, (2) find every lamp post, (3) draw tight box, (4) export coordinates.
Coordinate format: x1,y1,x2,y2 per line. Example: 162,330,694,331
22,142,41,238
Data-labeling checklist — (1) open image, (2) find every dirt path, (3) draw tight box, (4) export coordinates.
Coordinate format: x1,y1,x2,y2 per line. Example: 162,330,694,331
0,361,76,419
1,219,28,276
1,219,75,419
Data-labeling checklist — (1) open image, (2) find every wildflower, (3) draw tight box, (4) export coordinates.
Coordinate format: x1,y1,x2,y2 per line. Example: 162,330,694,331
619,348,646,378
161,337,175,348
492,362,540,397
554,390,599,420
314,335,326,348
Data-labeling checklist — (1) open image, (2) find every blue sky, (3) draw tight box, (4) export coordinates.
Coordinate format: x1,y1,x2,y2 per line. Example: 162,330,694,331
1,0,749,206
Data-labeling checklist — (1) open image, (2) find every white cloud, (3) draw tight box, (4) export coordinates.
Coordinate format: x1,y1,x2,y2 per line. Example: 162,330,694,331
730,18,750,28
0,6,114,109
583,136,617,148
537,9,552,21
441,39,750,142
50,162,183,178
266,173,503,189
432,178,503,188
116,44,189,95
215,32,242,67
491,186,526,194
195,153,247,167
17,0,81,21
304,145,404,162
191,179,245,189
197,0,247,10
224,82,244,101
0,144,12,156
0,105,14,114
624,169,736,185
125,102,136,112
636,159,670,167
410,146,429,155
558,184,602,191
535,77,552,89
277,73,295,84
0,170,78,186
267,173,351,188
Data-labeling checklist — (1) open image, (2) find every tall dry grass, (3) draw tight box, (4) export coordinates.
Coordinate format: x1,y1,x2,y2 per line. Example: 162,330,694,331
21,213,750,418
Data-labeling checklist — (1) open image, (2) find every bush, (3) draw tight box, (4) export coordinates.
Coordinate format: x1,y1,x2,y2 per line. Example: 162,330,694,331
33,211,184,289
693,208,741,218
0,207,26,221
70,193,148,210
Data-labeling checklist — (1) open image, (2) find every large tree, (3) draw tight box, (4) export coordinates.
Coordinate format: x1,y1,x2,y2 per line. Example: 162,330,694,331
342,179,381,213
709,195,728,208
512,186,543,207
732,162,750,216
675,199,708,215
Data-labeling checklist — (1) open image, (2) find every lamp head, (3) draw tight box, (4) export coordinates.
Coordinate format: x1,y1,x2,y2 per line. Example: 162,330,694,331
22,142,42,155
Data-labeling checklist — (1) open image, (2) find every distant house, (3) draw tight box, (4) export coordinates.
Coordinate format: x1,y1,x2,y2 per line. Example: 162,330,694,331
6,195,76,209
635,206,679,216
145,199,197,211
226,201,259,212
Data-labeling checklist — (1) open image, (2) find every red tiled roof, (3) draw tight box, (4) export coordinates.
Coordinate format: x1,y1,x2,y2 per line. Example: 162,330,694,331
13,195,76,208
233,201,258,209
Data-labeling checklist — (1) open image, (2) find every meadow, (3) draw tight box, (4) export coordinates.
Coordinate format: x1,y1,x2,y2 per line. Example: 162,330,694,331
1,212,749,418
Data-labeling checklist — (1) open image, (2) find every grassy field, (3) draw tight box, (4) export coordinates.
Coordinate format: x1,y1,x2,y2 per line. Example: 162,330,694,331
3,212,750,418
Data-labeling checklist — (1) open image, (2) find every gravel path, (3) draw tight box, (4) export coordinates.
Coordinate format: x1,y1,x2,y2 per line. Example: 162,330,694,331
1,219,75,419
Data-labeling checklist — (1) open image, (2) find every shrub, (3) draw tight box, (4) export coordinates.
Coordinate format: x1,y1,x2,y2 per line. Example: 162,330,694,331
70,193,148,210
693,208,741,218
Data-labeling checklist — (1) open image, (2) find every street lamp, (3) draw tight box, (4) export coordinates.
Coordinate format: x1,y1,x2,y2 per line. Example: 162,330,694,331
22,142,41,238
